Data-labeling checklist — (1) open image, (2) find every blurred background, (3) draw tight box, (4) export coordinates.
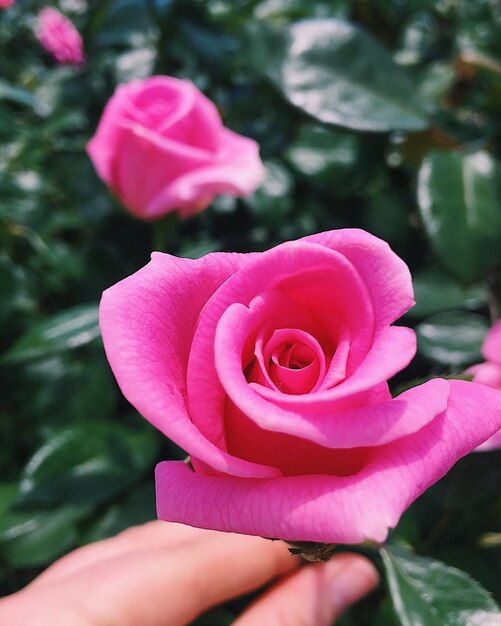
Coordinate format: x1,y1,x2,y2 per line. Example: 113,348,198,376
1,1,500,624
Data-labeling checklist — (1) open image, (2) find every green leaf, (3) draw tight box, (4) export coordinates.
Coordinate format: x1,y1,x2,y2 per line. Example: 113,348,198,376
244,159,294,224
2,304,100,364
16,421,160,507
0,484,17,518
381,546,501,626
95,0,157,47
113,47,157,83
83,482,156,543
417,150,501,283
285,125,360,185
416,311,489,367
456,0,501,66
0,79,35,108
246,19,429,131
253,0,349,22
0,505,87,568
407,268,487,319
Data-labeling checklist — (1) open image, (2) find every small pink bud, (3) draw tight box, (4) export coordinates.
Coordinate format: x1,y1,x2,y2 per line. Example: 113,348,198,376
36,7,84,66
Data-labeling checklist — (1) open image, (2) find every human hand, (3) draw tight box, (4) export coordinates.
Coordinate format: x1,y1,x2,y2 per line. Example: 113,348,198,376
0,521,378,626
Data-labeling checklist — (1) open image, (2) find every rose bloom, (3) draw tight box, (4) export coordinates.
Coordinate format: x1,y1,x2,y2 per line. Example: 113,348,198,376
36,7,84,66
467,320,501,451
100,230,501,544
0,0,15,9
87,76,264,220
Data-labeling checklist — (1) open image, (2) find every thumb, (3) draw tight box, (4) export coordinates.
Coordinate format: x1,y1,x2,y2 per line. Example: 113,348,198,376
233,553,379,626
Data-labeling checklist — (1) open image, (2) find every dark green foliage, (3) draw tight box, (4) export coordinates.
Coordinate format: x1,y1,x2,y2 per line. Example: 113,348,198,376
1,1,501,624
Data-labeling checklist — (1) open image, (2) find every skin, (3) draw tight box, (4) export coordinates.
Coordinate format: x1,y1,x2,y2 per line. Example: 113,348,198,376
0,521,379,626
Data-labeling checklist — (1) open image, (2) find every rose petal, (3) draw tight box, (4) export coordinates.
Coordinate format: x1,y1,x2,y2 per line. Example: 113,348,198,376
156,379,501,543
303,229,415,328
468,361,501,389
262,328,325,394
476,431,501,451
482,320,501,365
147,129,264,218
219,323,448,445
109,122,216,219
99,251,279,478
187,241,374,448
87,80,146,183
219,318,415,417
131,78,201,139
87,77,213,185
156,81,223,152
224,400,371,475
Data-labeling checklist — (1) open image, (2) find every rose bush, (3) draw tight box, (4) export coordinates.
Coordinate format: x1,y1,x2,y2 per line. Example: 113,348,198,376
87,76,264,220
36,7,84,66
100,229,501,544
467,320,501,451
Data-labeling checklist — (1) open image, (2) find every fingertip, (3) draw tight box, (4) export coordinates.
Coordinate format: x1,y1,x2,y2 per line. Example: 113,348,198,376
325,553,379,615
233,550,378,626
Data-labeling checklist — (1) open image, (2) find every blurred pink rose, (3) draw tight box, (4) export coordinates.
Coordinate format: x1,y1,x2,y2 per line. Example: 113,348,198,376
100,230,501,544
467,320,501,451
87,76,264,220
0,0,15,9
36,7,84,66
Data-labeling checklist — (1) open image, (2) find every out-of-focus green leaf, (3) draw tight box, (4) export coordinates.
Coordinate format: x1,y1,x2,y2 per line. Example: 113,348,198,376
415,63,455,103
286,125,360,185
83,482,156,543
246,19,429,131
95,0,157,47
178,238,222,259
244,159,294,224
456,0,501,66
114,47,157,82
394,12,441,66
362,179,411,251
416,311,489,367
34,67,85,118
0,505,88,568
408,268,487,319
417,150,501,283
253,0,349,22
16,420,159,507
179,19,238,69
0,258,19,323
2,304,100,364
0,80,35,108
381,546,501,626
0,484,17,517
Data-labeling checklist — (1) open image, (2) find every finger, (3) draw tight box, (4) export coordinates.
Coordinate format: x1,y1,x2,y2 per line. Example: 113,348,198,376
233,553,379,626
32,521,218,588
57,533,299,626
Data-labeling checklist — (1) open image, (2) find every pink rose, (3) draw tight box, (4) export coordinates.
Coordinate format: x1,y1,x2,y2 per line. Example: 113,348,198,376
87,76,264,220
467,320,501,451
100,230,501,544
36,7,84,66
0,0,15,9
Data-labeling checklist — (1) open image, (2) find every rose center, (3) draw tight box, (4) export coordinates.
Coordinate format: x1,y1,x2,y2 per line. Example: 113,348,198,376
245,327,328,396
268,340,321,395
272,342,316,370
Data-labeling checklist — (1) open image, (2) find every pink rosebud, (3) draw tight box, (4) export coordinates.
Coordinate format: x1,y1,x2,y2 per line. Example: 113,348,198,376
467,320,501,451
99,229,501,544
0,0,15,9
36,7,84,66
87,76,264,220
